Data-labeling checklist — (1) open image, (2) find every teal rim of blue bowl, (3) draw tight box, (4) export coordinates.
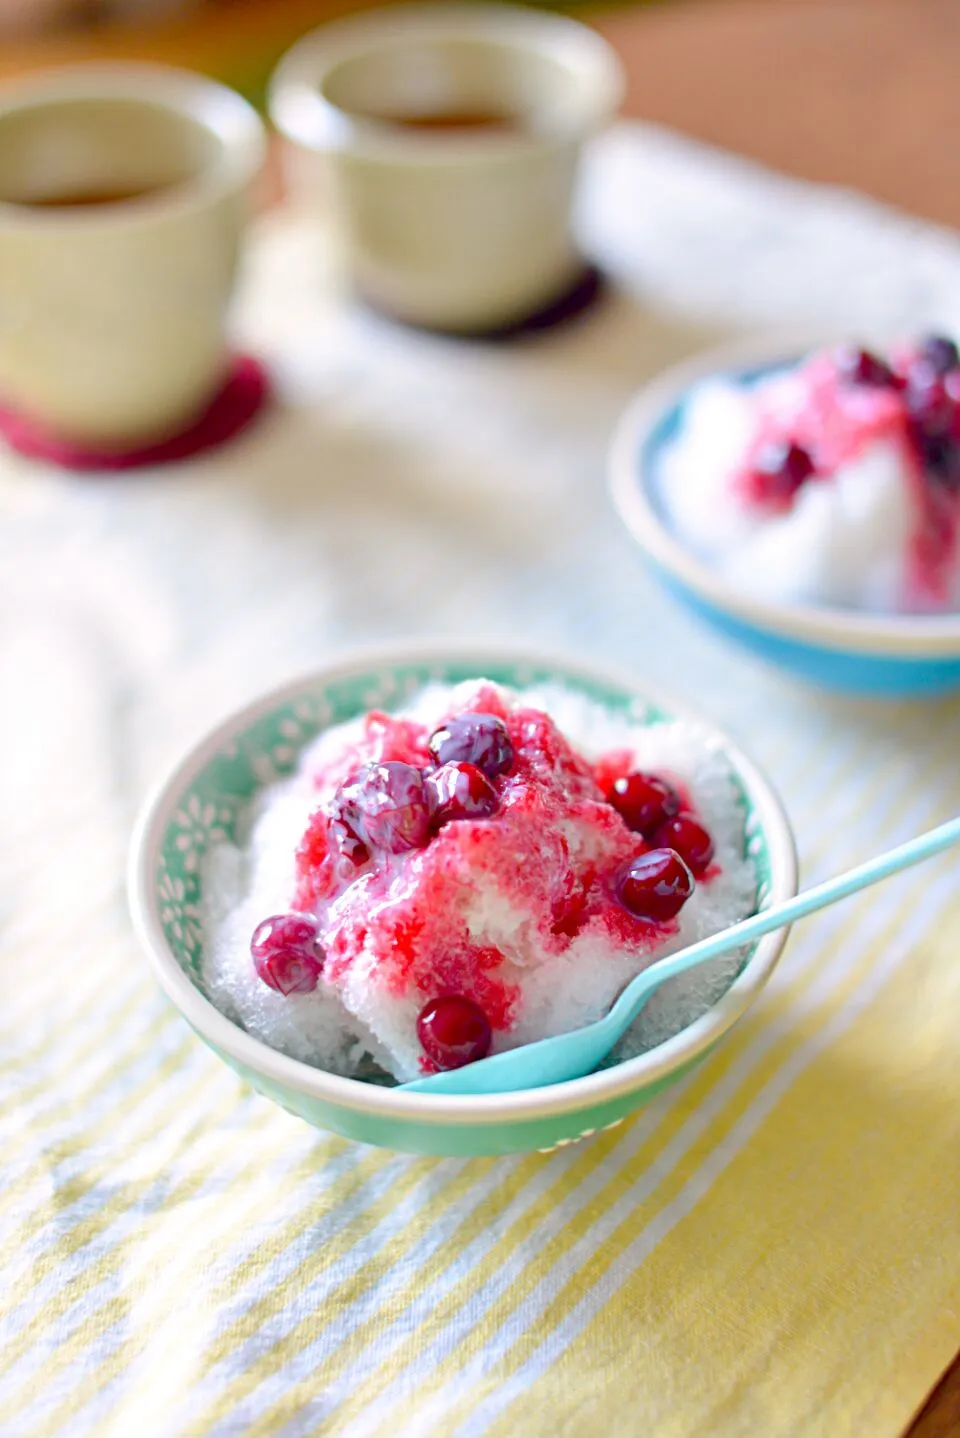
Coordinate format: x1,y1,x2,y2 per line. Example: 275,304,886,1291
128,643,798,1128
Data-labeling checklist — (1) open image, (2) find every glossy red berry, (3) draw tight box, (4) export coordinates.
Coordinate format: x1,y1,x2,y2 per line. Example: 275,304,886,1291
417,995,492,1069
615,848,695,923
428,712,514,778
653,815,715,875
250,913,323,994
607,772,680,837
426,761,500,828
326,793,370,869
334,761,430,854
918,432,960,491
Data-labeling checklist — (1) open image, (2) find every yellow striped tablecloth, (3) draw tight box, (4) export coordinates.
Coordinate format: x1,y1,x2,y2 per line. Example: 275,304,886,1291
2,123,959,1437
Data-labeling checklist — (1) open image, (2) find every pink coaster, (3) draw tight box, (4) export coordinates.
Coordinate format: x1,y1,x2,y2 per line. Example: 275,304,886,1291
0,354,270,473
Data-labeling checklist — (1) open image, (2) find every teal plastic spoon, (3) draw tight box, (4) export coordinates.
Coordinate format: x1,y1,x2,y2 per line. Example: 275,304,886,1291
401,814,960,1096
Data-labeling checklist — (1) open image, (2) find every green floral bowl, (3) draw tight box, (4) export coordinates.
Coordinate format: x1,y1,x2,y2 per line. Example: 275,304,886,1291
128,643,798,1156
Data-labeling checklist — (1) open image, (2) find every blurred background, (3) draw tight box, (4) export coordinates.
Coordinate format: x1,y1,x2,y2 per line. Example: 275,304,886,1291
3,0,960,230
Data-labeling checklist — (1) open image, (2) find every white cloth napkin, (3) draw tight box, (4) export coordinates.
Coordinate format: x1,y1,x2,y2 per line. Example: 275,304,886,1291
3,122,960,1438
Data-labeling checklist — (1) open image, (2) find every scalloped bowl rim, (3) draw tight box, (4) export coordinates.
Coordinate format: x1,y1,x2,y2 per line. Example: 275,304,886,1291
128,641,798,1128
609,330,960,657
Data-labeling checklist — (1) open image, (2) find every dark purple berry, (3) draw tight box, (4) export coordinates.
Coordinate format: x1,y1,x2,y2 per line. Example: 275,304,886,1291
335,761,431,854
428,712,514,779
834,346,897,388
251,913,323,994
426,762,500,828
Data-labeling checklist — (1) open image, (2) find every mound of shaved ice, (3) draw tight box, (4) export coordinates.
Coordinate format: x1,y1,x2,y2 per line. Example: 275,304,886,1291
201,682,758,1083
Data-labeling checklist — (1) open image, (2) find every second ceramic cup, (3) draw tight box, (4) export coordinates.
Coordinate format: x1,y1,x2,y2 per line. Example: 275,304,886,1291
268,3,623,333
0,65,265,447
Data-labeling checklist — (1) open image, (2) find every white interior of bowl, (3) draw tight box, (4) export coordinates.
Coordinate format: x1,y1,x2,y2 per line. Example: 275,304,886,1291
128,642,798,1127
609,330,960,658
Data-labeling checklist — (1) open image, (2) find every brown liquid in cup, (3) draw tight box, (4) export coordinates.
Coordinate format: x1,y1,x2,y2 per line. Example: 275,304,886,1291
377,110,521,133
9,183,168,209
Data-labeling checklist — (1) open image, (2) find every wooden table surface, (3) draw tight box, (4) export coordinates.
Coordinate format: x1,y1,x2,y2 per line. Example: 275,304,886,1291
1,1,957,1432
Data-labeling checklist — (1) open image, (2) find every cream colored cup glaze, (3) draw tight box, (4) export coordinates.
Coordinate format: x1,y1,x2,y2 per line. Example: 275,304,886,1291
269,5,624,332
0,66,264,446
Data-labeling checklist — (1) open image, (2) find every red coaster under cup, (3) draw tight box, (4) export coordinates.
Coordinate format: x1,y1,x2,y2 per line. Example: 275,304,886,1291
0,354,270,473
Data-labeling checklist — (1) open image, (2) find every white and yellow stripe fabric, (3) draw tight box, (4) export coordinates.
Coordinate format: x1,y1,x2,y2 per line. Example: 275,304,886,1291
2,123,959,1437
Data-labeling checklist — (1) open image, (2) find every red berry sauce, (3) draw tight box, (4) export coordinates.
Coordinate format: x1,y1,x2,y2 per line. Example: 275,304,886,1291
735,339,960,608
279,685,720,1071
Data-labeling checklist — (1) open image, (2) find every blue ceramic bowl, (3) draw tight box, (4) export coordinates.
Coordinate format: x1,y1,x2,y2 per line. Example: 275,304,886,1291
609,337,960,696
128,642,797,1157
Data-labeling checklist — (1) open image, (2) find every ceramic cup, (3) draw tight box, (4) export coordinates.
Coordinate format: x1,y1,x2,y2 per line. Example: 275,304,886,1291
0,64,265,447
268,3,624,333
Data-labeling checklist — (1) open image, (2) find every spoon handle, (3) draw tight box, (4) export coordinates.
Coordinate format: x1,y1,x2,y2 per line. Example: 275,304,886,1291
612,813,960,1028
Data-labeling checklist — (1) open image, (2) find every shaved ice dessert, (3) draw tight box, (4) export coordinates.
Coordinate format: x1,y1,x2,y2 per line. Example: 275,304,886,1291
202,681,759,1084
658,335,960,613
